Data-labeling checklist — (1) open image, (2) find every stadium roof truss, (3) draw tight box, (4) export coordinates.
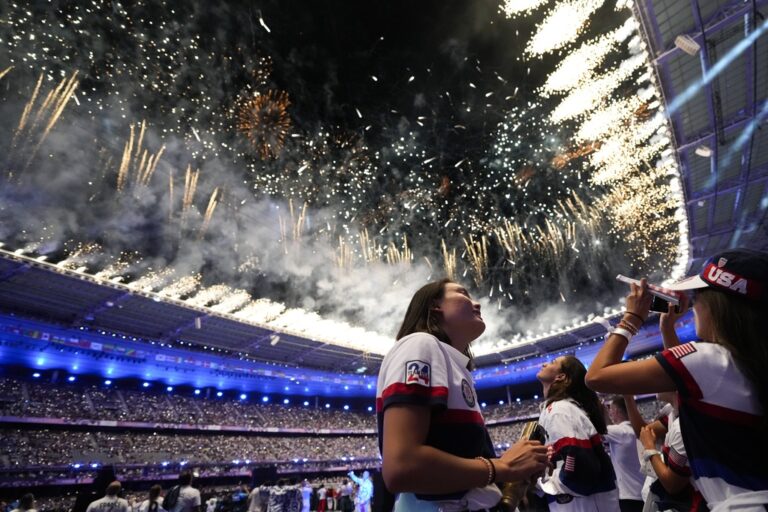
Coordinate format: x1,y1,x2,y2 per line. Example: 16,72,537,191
635,0,768,271
0,250,380,374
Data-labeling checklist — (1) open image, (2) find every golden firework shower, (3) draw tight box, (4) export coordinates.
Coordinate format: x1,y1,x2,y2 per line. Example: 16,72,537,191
237,90,292,159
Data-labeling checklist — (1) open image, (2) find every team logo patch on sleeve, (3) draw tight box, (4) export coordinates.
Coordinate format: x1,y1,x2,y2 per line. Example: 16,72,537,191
461,379,476,407
668,344,697,359
564,455,576,472
405,360,430,386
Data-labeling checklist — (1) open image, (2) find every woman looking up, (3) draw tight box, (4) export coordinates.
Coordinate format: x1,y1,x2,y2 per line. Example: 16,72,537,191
377,279,549,511
535,355,619,510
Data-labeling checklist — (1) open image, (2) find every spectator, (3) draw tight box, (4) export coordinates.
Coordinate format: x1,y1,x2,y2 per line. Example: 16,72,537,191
347,472,372,512
137,485,163,512
378,279,547,511
586,250,768,509
604,396,645,512
171,472,201,512
10,494,36,512
86,482,130,512
535,355,619,510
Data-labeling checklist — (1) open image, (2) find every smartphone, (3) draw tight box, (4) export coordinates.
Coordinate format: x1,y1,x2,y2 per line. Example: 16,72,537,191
650,295,680,314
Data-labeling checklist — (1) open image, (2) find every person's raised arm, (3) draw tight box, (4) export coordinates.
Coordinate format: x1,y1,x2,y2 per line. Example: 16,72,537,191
382,403,548,493
623,395,666,439
638,427,688,495
585,280,676,394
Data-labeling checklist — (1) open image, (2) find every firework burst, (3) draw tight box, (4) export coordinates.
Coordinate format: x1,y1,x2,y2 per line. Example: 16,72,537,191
237,90,292,159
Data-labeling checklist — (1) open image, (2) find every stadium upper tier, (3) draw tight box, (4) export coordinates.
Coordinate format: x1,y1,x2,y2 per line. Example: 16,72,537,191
0,249,683,393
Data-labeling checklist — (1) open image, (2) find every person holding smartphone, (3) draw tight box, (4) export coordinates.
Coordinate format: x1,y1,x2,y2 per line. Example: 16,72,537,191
585,249,768,510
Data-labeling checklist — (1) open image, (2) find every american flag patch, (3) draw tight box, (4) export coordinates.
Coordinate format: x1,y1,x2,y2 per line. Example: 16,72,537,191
668,344,697,359
564,455,576,472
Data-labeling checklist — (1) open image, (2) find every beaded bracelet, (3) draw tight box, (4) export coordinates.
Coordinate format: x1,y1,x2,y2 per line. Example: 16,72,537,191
475,456,496,486
617,320,639,335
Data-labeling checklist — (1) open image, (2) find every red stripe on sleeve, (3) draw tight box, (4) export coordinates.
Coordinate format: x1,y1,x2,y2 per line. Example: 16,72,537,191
550,434,603,457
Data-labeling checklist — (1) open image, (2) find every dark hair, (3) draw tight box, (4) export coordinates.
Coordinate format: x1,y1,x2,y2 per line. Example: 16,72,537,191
148,485,162,512
396,278,474,368
696,289,768,427
179,471,193,486
106,482,121,497
609,396,628,418
20,494,34,511
546,355,607,434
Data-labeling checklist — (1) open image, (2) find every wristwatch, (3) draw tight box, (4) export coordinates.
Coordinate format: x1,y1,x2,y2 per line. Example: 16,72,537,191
642,449,661,462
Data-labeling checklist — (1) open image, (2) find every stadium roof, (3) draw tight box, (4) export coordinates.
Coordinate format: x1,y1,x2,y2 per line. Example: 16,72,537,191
0,0,766,379
634,0,768,271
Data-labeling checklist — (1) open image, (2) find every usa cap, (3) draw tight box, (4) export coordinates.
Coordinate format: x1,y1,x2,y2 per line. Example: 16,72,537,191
664,248,768,302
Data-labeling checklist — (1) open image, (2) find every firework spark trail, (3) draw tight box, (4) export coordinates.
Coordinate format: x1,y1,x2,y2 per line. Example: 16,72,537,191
158,274,202,299
541,18,636,96
0,66,12,81
336,235,353,269
234,298,286,324
210,290,252,314
129,268,175,292
182,165,200,213
385,234,412,266
464,234,489,287
525,0,606,56
500,0,549,17
441,239,457,281
186,284,234,307
7,73,79,175
198,187,220,239
116,120,167,192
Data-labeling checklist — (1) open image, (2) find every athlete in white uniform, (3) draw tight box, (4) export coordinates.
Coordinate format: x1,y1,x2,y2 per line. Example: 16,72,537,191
536,356,619,511
586,249,768,510
377,279,548,512
605,396,645,512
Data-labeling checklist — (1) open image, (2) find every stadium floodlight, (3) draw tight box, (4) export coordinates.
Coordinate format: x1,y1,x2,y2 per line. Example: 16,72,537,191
367,406,373,412
343,405,350,410
674,34,700,56
325,403,331,409
104,380,112,386
240,394,247,400
283,398,290,404
216,391,223,397
167,386,173,392
68,376,76,382
32,372,41,378
303,401,310,406
142,382,150,388
194,389,201,395
261,395,269,402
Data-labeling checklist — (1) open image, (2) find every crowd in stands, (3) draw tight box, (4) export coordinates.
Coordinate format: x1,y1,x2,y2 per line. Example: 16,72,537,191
0,429,379,468
0,378,374,431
